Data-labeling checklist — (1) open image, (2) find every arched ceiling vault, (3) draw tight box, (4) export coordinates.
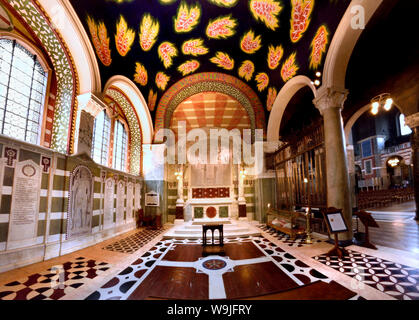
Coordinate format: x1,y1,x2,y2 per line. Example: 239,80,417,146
67,0,351,131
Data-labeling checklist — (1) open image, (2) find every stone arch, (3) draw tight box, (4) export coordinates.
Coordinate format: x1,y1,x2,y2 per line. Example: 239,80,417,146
40,0,102,94
154,72,264,142
104,76,154,144
344,102,404,144
6,0,80,154
104,86,143,175
322,0,383,90
267,75,317,143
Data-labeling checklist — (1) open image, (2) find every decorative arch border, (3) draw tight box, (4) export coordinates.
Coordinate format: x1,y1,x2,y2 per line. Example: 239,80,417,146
322,0,383,90
267,75,317,142
104,76,154,144
7,0,79,154
155,72,265,137
104,87,143,176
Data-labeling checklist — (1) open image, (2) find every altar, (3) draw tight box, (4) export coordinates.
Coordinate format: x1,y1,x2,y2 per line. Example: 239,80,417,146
173,130,246,222
186,194,235,220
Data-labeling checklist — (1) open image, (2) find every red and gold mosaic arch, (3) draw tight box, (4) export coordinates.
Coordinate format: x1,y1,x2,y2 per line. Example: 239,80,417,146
155,72,265,139
170,92,251,137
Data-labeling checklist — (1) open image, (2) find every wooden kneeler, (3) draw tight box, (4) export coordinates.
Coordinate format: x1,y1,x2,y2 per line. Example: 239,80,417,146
322,207,350,259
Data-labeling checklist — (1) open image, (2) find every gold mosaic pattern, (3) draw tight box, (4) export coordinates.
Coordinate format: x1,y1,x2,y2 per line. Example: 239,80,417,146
105,88,142,175
9,0,78,154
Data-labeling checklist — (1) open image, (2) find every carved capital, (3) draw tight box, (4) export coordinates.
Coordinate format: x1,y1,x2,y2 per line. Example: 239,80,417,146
264,140,285,153
405,113,419,129
77,93,107,118
313,86,349,115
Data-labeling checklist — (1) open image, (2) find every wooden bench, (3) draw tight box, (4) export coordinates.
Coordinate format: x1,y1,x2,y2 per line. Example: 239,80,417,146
267,209,307,239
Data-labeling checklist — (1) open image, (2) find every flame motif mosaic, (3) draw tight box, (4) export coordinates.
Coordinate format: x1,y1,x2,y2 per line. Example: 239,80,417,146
69,0,350,129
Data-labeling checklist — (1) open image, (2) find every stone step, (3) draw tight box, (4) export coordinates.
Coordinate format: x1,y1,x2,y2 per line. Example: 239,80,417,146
173,227,250,235
182,225,246,230
163,230,261,240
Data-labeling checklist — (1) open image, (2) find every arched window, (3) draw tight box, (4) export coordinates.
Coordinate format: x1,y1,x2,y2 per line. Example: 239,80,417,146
92,110,111,166
399,114,412,136
0,39,48,144
112,120,127,171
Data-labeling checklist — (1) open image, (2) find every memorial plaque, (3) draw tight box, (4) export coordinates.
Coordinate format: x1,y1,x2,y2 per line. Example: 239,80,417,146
145,191,159,207
116,180,125,223
67,166,93,240
103,177,114,229
127,182,134,220
7,160,41,249
135,182,142,210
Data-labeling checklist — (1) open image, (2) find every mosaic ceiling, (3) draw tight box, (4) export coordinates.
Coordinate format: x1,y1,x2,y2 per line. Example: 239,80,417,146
69,0,351,127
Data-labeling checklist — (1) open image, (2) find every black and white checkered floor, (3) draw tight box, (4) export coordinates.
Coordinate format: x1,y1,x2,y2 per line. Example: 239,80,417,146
257,224,324,247
102,228,168,254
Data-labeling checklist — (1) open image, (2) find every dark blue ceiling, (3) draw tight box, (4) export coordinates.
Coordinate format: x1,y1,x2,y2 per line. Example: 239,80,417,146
69,0,350,124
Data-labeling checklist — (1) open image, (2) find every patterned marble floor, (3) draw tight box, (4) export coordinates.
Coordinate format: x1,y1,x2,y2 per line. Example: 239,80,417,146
257,224,324,247
86,235,359,300
0,222,418,300
314,249,419,300
102,227,168,254
0,257,110,300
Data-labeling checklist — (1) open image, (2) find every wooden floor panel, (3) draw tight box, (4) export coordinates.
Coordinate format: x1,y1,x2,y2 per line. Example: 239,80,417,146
163,242,265,262
242,280,357,300
127,266,209,300
223,262,299,299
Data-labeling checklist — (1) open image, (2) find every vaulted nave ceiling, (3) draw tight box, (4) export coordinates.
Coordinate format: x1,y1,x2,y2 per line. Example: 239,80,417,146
69,0,351,127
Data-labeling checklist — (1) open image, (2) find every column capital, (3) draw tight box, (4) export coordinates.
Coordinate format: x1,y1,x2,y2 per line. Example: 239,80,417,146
77,93,107,118
405,113,419,129
313,86,349,115
264,140,285,153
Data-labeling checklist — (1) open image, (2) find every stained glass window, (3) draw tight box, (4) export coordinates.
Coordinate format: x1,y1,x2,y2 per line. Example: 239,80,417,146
0,39,48,144
92,110,111,166
113,120,127,172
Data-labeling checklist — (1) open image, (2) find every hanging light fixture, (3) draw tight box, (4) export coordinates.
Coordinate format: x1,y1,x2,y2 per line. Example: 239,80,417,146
370,93,393,115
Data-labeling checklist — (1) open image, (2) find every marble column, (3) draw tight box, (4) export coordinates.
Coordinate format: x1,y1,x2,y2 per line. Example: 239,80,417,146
313,87,352,241
238,166,247,218
176,165,184,220
405,113,419,220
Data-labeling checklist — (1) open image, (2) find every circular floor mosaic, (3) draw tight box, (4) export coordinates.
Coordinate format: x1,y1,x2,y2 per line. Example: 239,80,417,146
202,259,227,270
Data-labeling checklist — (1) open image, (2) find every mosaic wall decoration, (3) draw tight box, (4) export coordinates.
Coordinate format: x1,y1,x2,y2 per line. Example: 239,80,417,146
9,0,77,154
174,2,201,33
182,38,209,56
310,24,329,70
206,15,237,39
238,60,255,81
105,88,142,175
69,0,350,126
290,0,314,43
170,92,251,137
178,60,200,76
266,86,278,111
139,13,159,52
281,52,299,82
210,51,235,70
115,15,135,56
155,72,264,134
